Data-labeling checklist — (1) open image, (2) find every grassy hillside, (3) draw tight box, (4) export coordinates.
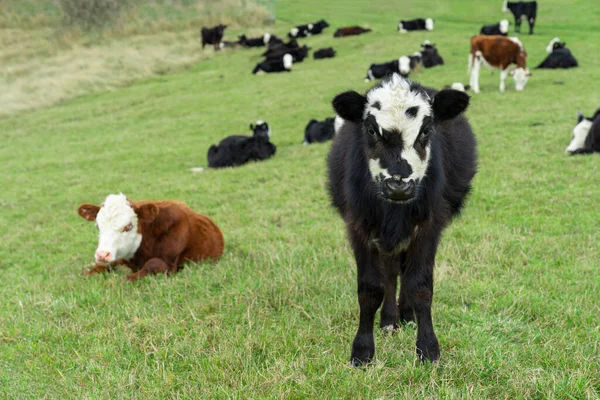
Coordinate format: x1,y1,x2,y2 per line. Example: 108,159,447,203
1,0,599,398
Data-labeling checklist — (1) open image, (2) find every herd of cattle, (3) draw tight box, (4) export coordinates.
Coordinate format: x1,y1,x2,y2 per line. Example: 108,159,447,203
77,0,598,371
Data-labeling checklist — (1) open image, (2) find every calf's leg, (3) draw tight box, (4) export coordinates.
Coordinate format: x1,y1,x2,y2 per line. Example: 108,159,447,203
499,69,508,92
380,259,400,331
349,231,384,366
83,264,112,276
125,258,177,282
528,18,535,34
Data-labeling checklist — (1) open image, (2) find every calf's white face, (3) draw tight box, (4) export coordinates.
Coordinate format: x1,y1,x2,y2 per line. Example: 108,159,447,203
499,19,509,34
78,193,142,265
332,74,470,203
546,37,560,53
566,118,592,154
425,18,434,31
512,67,530,91
399,56,410,75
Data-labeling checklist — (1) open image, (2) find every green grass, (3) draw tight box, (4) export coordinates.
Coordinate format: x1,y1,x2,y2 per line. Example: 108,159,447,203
1,0,599,398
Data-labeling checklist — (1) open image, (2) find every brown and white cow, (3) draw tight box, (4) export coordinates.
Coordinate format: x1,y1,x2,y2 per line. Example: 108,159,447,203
469,35,531,93
78,193,224,281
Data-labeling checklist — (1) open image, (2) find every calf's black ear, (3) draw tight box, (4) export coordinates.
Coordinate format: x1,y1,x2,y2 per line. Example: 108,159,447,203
332,91,367,123
432,89,470,122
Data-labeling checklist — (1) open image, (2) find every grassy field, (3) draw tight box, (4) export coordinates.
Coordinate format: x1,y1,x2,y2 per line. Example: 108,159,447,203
1,0,599,398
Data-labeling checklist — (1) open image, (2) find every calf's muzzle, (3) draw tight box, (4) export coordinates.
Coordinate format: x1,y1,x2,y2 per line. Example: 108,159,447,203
382,178,415,202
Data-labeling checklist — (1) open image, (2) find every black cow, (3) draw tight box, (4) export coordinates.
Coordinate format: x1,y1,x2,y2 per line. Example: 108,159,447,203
262,39,299,57
252,54,293,74
537,38,578,69
239,33,278,48
207,121,276,168
334,26,372,38
502,0,537,34
480,19,509,36
201,24,227,50
289,19,330,38
420,44,444,68
303,117,341,144
314,47,336,59
326,73,477,366
365,53,422,81
565,109,600,155
398,18,434,32
265,45,309,63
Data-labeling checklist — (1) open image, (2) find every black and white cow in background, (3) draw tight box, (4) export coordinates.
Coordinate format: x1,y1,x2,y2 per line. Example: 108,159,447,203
502,0,537,34
565,109,600,155
303,116,343,144
314,47,336,59
252,54,293,74
536,38,578,69
327,74,477,366
444,82,471,92
398,18,434,33
480,19,509,36
288,19,330,38
364,53,422,82
201,24,227,50
207,121,276,168
239,33,279,48
420,42,444,68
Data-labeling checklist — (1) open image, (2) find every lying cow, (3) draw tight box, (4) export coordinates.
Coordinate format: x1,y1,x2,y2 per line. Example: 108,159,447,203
503,0,537,34
364,54,421,82
536,38,578,69
334,26,372,38
303,117,342,144
469,35,531,93
201,24,227,50
420,44,444,68
253,54,293,74
289,19,330,38
207,121,276,168
78,193,224,281
398,18,434,33
480,19,509,36
239,33,277,48
566,109,600,155
314,47,336,59
265,45,309,63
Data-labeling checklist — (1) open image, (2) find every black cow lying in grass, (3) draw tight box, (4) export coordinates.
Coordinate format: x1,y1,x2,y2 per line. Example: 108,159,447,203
398,18,434,32
263,39,309,62
207,121,276,168
364,53,422,82
327,73,477,366
314,47,336,59
503,0,537,34
420,42,444,68
288,19,330,38
239,33,280,48
303,116,343,144
565,109,600,155
536,38,578,69
201,24,227,50
252,54,293,74
480,19,509,36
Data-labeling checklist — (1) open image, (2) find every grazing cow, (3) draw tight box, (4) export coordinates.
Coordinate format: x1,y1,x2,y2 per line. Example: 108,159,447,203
565,109,600,155
252,54,293,74
502,0,537,34
536,39,578,69
334,26,372,38
545,37,565,53
480,19,509,36
314,47,336,59
239,33,275,47
289,19,330,38
469,35,531,93
207,121,276,168
398,18,434,33
420,44,444,68
78,193,224,282
303,117,342,144
201,24,227,50
327,74,477,366
364,54,421,82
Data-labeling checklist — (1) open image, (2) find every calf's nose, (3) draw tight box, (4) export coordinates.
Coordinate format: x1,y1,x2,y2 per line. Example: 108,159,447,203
95,250,111,262
382,178,415,202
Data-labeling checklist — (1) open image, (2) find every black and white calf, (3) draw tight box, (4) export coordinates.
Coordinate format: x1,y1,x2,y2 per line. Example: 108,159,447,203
565,110,600,155
398,18,434,33
420,44,444,68
480,19,509,36
536,38,578,69
502,0,537,34
303,116,343,144
252,54,293,74
444,82,471,92
327,74,477,366
364,54,422,82
207,121,276,168
314,47,336,59
289,19,330,38
239,33,276,47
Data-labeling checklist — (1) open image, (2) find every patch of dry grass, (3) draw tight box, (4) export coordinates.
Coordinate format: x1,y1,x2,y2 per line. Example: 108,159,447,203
0,0,271,116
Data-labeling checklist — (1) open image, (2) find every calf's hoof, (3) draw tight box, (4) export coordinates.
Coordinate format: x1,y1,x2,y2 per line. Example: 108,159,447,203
416,337,440,363
350,334,375,367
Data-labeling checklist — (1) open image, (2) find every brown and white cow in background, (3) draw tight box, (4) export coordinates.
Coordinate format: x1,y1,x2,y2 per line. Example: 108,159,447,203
469,35,531,93
78,193,224,281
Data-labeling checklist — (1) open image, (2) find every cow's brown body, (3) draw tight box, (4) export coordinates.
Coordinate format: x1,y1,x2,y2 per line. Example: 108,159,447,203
79,199,224,281
470,35,526,69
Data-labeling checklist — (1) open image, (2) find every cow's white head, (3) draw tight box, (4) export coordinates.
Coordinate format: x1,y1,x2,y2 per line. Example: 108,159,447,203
332,74,469,203
510,67,531,91
425,18,434,31
399,56,411,75
283,53,293,70
499,19,509,34
566,112,593,154
546,37,561,53
78,193,159,265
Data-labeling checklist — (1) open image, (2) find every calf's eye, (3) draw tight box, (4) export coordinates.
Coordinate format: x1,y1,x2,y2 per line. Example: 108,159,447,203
367,127,377,136
122,223,133,232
